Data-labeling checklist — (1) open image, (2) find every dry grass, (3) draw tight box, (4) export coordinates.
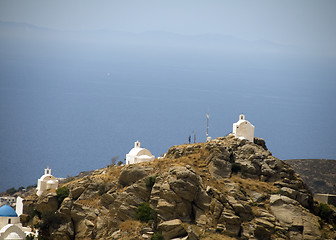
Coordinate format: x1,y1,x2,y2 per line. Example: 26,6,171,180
118,220,143,232
230,175,278,194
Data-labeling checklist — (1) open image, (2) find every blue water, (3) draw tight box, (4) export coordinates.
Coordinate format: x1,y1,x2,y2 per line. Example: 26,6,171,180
0,27,335,192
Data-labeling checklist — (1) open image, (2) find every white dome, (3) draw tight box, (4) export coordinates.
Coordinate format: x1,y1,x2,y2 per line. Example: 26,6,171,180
128,147,153,157
39,174,57,182
5,232,23,240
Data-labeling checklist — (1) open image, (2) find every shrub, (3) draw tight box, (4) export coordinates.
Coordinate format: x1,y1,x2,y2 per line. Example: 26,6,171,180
231,163,241,173
146,175,157,189
111,156,119,166
319,203,333,221
26,234,35,240
151,232,164,240
136,202,157,223
26,184,37,190
56,186,69,205
229,153,235,163
35,211,61,239
6,187,17,195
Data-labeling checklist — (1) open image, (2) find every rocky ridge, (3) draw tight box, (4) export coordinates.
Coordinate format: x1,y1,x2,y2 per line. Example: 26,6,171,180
21,135,336,239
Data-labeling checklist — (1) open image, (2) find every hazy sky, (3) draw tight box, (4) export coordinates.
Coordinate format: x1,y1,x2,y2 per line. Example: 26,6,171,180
1,0,336,55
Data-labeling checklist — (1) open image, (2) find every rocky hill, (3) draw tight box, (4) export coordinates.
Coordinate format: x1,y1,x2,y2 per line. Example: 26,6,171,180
286,159,336,195
21,135,336,240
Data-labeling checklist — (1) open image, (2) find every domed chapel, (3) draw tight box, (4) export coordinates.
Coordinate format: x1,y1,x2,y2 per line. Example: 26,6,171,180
0,205,34,240
36,167,58,197
126,141,155,165
232,114,255,142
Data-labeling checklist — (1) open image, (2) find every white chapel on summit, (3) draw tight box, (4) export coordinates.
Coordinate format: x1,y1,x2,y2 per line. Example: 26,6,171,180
233,114,255,142
36,167,59,197
126,141,155,165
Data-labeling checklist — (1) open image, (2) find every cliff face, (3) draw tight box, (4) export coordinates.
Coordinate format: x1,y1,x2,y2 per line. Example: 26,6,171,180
22,135,336,240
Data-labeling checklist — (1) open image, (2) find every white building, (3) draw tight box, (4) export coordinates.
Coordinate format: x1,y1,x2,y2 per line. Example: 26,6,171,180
36,167,58,197
15,198,23,217
126,141,155,165
0,205,35,240
233,114,255,142
0,198,16,208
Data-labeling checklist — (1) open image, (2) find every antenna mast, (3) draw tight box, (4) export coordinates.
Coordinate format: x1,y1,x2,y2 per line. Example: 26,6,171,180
206,113,211,142
206,113,209,139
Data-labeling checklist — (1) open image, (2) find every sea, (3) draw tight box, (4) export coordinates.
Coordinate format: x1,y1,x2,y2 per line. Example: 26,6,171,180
0,25,335,192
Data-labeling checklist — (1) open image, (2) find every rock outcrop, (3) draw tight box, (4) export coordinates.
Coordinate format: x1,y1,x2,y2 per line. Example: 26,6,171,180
22,134,336,240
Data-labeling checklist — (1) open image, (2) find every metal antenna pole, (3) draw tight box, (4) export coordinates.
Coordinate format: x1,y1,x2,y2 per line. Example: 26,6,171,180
206,113,209,140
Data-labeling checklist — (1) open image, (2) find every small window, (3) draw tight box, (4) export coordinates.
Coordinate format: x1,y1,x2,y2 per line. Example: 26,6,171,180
8,218,11,224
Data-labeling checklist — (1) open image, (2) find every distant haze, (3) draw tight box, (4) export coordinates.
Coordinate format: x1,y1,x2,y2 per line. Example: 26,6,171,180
0,1,335,192
0,0,335,55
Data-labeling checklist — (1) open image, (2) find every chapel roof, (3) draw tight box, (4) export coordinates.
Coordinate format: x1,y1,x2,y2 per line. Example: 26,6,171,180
0,205,18,217
128,147,152,156
5,232,22,239
128,147,143,156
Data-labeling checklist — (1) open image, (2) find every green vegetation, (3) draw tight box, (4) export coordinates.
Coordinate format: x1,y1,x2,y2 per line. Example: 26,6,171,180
231,163,241,173
136,202,157,223
26,234,35,240
35,211,61,240
319,203,333,221
56,186,69,205
6,187,17,195
229,153,235,163
26,184,37,190
151,232,164,240
146,175,157,189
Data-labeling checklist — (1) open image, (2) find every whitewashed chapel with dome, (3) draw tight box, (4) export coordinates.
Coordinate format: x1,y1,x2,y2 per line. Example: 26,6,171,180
126,141,155,165
0,205,34,240
36,167,58,197
233,114,255,142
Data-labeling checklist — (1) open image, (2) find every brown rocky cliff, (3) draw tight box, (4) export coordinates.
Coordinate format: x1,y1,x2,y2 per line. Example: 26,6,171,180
22,134,336,240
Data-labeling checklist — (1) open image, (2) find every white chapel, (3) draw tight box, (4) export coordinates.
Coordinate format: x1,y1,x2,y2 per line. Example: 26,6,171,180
36,167,58,197
126,141,155,165
233,114,255,142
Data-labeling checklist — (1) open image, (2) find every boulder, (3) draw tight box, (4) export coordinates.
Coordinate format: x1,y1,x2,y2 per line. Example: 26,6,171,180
193,205,208,226
169,167,200,202
253,137,268,150
158,219,188,240
218,209,241,237
70,187,85,200
209,198,224,222
194,190,211,211
209,158,232,179
99,192,116,207
75,219,95,239
170,179,198,202
226,195,253,221
270,195,321,239
58,197,72,221
118,165,150,186
35,193,59,214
